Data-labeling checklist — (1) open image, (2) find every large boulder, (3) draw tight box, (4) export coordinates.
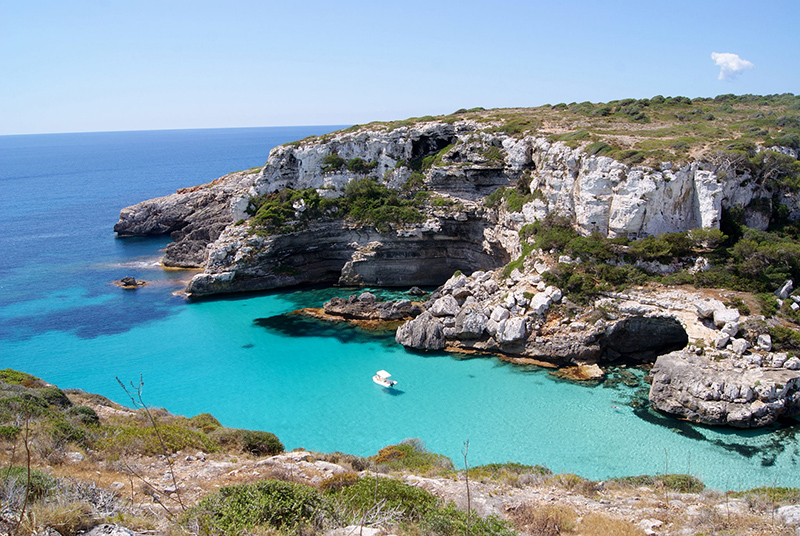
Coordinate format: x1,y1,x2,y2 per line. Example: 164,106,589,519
649,350,800,428
395,312,446,350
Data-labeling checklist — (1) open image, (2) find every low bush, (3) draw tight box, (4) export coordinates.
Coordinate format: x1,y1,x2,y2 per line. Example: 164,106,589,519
331,476,437,521
769,325,800,352
319,472,359,492
507,504,576,536
188,413,221,433
0,369,40,387
728,486,800,505
67,405,99,426
321,153,346,173
371,438,453,474
210,428,283,456
1,466,57,500
38,387,72,409
98,422,218,455
241,430,284,456
418,502,516,536
185,479,329,535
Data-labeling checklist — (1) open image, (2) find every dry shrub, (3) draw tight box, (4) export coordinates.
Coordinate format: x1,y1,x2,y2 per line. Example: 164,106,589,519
319,472,359,492
691,505,794,536
549,473,597,494
22,501,94,536
577,512,645,536
507,504,577,535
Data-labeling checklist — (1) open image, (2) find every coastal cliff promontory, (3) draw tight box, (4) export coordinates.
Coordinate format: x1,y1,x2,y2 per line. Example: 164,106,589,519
116,94,800,427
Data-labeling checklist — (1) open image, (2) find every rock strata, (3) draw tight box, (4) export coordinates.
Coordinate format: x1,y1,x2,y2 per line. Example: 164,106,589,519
114,119,799,296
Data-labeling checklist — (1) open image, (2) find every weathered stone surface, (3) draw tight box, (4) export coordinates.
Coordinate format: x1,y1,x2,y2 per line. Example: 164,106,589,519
649,350,800,427
777,279,794,299
395,311,445,350
322,295,421,321
430,295,460,317
496,317,526,343
730,338,749,355
713,308,740,327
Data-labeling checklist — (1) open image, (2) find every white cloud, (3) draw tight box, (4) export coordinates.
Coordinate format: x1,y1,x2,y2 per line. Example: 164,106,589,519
711,52,754,80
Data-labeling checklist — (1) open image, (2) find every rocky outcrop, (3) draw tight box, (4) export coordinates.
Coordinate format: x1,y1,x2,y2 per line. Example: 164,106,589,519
184,207,508,297
394,267,700,367
322,292,422,321
114,170,260,267
114,119,799,295
649,349,800,428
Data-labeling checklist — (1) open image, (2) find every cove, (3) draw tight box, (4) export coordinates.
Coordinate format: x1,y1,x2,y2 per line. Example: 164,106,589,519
1,127,798,492
3,276,800,491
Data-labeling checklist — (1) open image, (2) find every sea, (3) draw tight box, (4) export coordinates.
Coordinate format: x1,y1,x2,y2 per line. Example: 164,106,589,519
1,126,798,491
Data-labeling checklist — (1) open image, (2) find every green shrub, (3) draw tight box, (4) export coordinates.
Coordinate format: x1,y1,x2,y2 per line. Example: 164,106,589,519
371,438,453,474
769,325,800,352
319,472,359,492
468,462,552,480
98,422,218,455
241,430,284,456
402,171,425,191
322,153,346,173
419,502,516,536
0,369,39,387
613,473,704,493
1,466,57,500
688,227,727,249
67,405,100,426
729,486,800,505
189,413,222,433
757,293,780,317
331,477,437,521
346,157,378,174
211,428,283,456
37,386,72,409
185,479,328,535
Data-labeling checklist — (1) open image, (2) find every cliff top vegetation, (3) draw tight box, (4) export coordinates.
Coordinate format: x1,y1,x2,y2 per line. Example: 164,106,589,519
292,93,800,168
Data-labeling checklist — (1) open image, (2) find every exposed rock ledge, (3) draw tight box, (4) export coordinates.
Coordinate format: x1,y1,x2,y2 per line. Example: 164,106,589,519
650,349,800,427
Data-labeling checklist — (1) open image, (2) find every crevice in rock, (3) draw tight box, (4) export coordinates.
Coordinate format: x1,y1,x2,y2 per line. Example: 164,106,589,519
411,134,458,160
600,316,689,363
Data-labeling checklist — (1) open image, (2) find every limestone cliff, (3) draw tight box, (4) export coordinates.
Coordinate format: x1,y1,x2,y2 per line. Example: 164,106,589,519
114,118,797,296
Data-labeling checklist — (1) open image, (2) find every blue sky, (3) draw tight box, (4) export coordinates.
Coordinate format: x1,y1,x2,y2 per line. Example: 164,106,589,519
2,0,798,135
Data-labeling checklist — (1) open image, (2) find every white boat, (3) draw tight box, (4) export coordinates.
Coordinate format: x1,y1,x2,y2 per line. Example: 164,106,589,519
373,370,397,388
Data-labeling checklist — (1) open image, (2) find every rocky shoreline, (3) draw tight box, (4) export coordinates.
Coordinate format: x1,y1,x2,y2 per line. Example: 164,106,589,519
113,116,800,429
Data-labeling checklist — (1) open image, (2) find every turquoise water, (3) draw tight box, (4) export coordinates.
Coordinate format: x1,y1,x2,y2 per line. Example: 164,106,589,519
1,128,799,490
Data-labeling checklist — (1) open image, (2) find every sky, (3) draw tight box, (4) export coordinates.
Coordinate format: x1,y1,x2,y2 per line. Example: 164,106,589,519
2,0,799,135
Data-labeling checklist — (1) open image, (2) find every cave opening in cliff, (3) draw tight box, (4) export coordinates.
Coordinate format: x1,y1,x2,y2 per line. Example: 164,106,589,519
600,316,689,363
410,134,458,161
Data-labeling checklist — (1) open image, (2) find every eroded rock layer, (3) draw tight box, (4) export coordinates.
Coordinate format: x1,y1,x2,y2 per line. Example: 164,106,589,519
115,120,797,295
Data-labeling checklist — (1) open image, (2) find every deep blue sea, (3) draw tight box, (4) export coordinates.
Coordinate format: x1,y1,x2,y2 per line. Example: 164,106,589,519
1,127,798,490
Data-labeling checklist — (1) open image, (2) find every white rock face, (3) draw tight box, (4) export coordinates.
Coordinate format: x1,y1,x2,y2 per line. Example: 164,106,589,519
497,317,526,343
713,308,740,327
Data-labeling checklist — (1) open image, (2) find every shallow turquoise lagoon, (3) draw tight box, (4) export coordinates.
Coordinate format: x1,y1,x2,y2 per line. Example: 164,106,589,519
3,278,799,491
1,127,798,492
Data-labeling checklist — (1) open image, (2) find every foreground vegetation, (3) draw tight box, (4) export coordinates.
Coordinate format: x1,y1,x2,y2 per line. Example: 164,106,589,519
0,369,797,535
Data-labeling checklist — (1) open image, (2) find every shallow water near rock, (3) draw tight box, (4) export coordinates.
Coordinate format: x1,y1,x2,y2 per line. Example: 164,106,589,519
1,127,799,491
